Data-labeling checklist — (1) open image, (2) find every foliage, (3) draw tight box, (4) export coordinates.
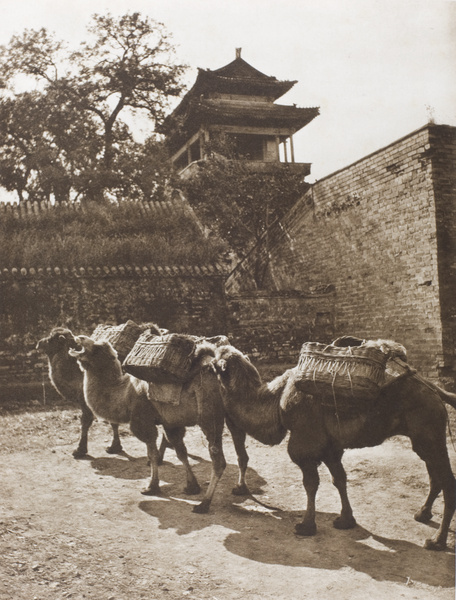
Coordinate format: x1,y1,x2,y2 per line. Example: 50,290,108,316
0,201,228,269
0,12,186,203
181,144,309,287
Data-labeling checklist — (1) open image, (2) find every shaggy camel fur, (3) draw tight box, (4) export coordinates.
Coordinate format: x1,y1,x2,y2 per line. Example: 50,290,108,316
69,335,195,497
36,328,122,458
212,344,456,551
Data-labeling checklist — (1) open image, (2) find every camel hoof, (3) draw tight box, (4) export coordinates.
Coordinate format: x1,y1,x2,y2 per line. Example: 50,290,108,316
232,483,249,496
184,483,201,495
294,522,317,537
424,538,447,551
333,515,357,530
106,443,123,455
141,485,161,497
193,500,211,514
414,507,433,523
72,448,87,459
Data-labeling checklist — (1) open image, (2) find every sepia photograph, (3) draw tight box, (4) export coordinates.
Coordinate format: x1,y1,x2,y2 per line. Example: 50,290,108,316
0,1,455,598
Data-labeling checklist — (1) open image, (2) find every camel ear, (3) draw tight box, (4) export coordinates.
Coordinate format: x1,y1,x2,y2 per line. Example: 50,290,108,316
215,358,227,372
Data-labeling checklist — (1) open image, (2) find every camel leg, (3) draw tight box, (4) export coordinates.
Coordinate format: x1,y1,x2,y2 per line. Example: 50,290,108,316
106,423,123,454
193,438,227,514
165,427,201,496
287,429,320,536
225,416,250,496
73,402,94,459
129,398,162,496
323,452,357,530
157,433,171,466
141,440,163,496
411,437,455,551
414,462,441,523
294,460,320,536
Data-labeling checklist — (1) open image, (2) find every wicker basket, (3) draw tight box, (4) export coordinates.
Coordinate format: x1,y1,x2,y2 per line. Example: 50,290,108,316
123,333,196,383
295,341,388,401
90,320,143,361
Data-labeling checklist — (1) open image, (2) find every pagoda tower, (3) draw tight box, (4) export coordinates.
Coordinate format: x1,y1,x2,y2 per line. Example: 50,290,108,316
160,49,319,175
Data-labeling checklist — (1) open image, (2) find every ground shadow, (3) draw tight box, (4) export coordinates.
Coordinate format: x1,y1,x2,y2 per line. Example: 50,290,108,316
89,451,268,494
138,484,454,589
89,437,454,588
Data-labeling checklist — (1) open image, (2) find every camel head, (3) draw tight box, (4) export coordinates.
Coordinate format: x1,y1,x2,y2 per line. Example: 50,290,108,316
69,335,119,371
211,345,262,394
36,327,80,358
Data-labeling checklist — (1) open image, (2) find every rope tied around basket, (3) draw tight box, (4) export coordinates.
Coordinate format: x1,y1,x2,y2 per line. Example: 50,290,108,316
295,341,391,414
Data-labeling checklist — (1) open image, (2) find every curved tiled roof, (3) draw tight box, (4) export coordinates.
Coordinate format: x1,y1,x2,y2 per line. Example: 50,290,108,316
0,262,228,280
159,55,314,140
189,99,318,130
193,57,296,100
0,197,190,218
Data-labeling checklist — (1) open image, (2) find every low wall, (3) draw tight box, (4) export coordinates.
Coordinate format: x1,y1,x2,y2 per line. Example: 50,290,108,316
0,269,336,397
0,265,228,393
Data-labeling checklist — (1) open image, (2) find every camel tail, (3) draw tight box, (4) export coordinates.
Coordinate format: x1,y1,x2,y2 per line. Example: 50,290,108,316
412,373,456,409
436,387,456,410
430,381,456,409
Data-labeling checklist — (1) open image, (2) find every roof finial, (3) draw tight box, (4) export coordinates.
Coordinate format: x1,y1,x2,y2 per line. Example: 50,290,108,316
235,48,242,59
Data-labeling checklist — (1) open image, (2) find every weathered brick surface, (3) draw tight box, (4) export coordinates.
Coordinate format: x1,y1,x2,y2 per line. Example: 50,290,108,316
227,290,335,363
428,126,456,383
230,124,455,384
0,269,228,390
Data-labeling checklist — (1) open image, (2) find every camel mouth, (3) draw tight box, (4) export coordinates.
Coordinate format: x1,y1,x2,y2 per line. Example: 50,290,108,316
68,335,91,357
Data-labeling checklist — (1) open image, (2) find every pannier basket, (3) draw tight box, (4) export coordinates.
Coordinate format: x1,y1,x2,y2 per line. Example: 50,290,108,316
295,342,388,401
90,320,143,361
123,333,196,384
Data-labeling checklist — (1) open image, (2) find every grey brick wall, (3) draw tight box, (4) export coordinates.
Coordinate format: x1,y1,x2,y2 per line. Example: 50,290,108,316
231,124,455,384
0,267,228,390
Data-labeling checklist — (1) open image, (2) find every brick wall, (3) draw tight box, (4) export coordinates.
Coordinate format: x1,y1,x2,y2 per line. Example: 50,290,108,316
232,124,455,383
0,266,228,391
226,289,335,364
429,126,456,383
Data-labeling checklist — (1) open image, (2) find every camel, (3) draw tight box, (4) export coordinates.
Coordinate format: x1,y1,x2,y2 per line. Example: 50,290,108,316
36,327,123,458
211,344,456,551
143,339,249,514
69,335,245,512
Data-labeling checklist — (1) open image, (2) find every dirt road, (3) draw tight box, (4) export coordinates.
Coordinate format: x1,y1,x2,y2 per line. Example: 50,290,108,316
0,400,454,600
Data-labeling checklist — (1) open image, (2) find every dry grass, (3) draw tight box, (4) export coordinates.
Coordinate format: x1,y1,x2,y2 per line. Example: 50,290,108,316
0,201,228,269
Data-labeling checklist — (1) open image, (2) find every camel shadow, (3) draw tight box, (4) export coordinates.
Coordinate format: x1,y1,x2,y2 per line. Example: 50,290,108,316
222,509,455,588
90,453,150,480
138,474,455,589
90,448,454,588
89,452,268,493
89,449,205,481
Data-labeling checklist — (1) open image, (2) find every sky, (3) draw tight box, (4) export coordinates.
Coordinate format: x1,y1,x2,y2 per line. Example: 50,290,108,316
0,0,454,186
